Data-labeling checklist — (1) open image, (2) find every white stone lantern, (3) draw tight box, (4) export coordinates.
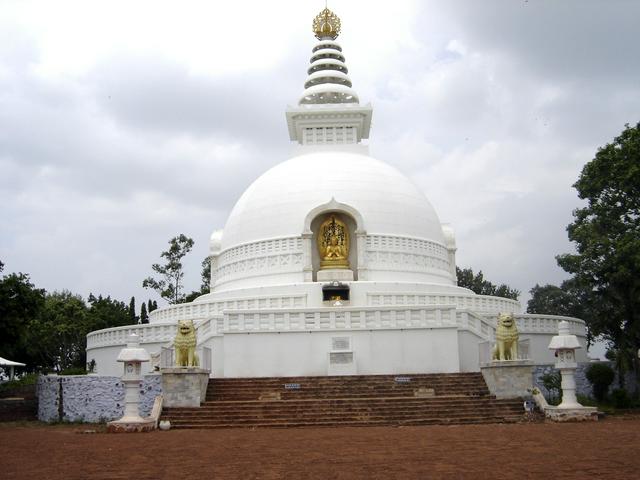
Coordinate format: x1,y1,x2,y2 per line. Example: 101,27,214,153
107,333,153,432
548,321,582,408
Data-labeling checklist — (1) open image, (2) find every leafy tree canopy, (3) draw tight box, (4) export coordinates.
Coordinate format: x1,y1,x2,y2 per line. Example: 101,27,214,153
456,267,520,300
87,293,132,331
0,266,46,362
557,122,640,355
27,291,89,373
185,256,212,303
526,278,594,318
143,234,194,304
526,279,606,346
1,260,145,372
140,301,149,324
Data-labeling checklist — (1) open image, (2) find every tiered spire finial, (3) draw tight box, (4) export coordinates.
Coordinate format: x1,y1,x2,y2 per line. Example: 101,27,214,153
313,7,341,40
299,6,357,105
285,6,372,144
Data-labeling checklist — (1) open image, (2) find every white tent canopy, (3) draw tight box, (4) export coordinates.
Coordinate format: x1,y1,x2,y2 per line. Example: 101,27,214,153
0,356,26,381
0,356,26,367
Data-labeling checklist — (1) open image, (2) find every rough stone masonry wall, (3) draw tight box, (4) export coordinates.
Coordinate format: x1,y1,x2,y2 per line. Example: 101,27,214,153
37,374,162,423
533,361,639,400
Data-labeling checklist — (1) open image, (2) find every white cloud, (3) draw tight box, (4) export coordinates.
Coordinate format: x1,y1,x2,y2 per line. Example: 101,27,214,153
1,0,638,312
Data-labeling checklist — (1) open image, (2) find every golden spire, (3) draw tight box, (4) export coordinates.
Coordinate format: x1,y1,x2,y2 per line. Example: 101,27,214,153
313,7,341,40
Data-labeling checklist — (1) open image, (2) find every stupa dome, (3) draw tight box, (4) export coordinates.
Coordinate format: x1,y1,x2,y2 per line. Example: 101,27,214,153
221,150,446,251
85,7,587,382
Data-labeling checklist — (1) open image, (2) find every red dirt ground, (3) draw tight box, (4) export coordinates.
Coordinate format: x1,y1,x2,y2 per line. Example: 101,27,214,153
1,416,638,480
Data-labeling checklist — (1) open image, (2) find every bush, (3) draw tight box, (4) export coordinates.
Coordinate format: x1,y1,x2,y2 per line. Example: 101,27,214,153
0,373,38,392
586,363,615,401
576,394,597,407
611,388,631,409
541,371,562,405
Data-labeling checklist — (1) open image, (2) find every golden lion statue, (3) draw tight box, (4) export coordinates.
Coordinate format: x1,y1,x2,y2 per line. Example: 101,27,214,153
492,313,519,361
174,319,199,367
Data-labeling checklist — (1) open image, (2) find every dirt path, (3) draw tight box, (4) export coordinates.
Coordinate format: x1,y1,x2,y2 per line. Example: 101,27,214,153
1,417,637,479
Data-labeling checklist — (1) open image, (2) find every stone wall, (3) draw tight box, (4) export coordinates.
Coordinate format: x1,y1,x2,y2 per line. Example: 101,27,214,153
533,362,639,400
480,361,533,399
37,374,161,423
161,368,209,407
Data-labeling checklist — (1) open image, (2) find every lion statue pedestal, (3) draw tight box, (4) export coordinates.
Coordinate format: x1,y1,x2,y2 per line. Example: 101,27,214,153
160,319,210,408
479,313,534,399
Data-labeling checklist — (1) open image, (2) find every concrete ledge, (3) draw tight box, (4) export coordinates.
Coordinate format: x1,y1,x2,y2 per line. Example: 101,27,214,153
161,368,210,408
481,360,533,399
317,269,354,282
107,419,156,433
544,406,598,422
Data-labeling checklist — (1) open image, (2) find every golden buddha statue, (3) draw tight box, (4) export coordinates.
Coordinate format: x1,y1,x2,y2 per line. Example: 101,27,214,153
318,214,350,269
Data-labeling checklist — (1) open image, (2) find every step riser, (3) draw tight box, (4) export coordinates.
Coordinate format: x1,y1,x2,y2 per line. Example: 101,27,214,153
160,373,522,429
169,418,523,429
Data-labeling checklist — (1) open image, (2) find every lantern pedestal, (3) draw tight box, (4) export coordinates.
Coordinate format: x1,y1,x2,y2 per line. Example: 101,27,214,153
541,405,598,422
107,334,155,433
543,321,598,422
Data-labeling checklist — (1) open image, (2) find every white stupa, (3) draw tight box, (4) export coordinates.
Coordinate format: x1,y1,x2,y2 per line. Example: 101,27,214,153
87,8,588,377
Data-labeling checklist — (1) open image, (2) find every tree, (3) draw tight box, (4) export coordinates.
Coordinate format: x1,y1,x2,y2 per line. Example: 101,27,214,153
527,279,602,345
586,363,615,402
25,292,133,373
1,261,136,372
0,266,46,363
27,291,89,372
128,296,137,324
456,267,520,300
140,302,149,324
556,122,640,379
526,279,591,318
86,294,131,332
148,299,158,312
185,256,212,302
142,234,195,304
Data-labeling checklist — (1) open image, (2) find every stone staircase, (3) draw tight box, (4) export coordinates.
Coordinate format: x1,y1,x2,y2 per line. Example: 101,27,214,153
162,373,525,429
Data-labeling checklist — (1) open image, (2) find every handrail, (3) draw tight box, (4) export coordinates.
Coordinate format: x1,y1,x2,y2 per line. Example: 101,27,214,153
87,308,587,350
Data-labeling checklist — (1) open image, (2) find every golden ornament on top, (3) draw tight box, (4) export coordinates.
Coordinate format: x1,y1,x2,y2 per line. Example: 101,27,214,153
313,8,341,40
318,214,350,269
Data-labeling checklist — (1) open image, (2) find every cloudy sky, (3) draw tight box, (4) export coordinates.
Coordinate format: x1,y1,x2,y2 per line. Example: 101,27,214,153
1,0,638,320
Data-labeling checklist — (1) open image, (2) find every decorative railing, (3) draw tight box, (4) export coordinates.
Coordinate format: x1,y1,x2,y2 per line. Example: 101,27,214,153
149,294,308,323
220,305,460,333
159,346,212,371
455,310,495,341
367,293,520,314
86,318,222,351
86,323,178,350
478,339,531,365
87,309,587,350
508,314,585,336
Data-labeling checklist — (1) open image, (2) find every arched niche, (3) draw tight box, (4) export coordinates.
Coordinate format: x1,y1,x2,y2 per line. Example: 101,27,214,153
302,198,367,282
